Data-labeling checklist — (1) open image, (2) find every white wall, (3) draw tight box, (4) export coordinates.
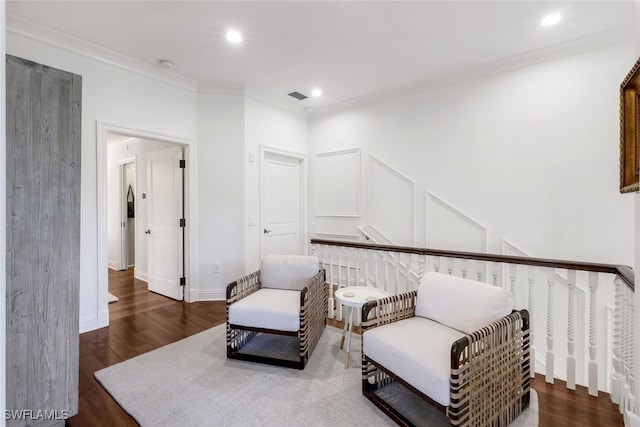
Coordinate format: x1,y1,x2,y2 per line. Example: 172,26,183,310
310,42,635,268
244,91,309,271
195,93,246,300
106,137,176,279
7,25,198,332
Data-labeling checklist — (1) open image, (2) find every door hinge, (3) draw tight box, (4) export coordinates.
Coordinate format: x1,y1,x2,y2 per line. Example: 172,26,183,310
179,218,186,227
179,159,186,169
180,277,186,287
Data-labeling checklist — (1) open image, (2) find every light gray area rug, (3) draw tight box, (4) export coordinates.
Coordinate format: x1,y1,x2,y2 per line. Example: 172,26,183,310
95,325,538,427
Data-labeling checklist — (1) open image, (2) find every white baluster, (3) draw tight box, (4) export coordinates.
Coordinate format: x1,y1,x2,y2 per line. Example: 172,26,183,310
383,252,390,294
393,253,400,295
588,271,598,397
492,262,499,287
328,250,335,319
566,269,577,390
611,275,623,405
545,267,555,384
415,254,426,289
509,263,517,296
405,254,412,293
374,250,380,288
336,248,343,322
527,265,536,378
476,260,484,283
355,249,361,287
447,258,454,275
346,254,351,288
461,259,468,279
433,256,440,273
363,250,370,287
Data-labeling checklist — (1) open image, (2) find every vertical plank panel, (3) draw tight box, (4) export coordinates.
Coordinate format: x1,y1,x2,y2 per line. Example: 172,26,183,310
6,55,81,426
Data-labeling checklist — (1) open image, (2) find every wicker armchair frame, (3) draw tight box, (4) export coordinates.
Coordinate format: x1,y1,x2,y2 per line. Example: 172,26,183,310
361,291,530,427
226,269,327,370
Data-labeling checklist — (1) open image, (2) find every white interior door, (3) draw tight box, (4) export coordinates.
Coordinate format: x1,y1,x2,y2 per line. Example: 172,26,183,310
147,146,184,300
261,150,304,257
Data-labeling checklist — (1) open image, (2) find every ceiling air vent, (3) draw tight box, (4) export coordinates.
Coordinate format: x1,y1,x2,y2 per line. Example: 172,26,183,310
288,91,308,100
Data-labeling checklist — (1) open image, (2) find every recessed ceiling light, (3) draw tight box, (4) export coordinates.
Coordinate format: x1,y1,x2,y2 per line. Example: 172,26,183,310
226,30,243,44
541,12,562,27
311,88,322,98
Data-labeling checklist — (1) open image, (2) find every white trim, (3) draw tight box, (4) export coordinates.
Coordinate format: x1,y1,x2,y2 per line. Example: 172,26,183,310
197,289,226,301
245,85,307,116
314,148,361,218
6,15,197,92
425,192,488,251
97,121,198,331
79,315,98,334
368,155,416,245
259,145,309,258
315,232,360,240
108,259,119,270
134,269,148,283
312,29,634,115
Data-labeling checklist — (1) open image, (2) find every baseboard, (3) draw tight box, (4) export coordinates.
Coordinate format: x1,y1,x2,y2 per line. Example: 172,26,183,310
197,289,226,301
135,269,148,282
108,259,119,270
79,315,98,334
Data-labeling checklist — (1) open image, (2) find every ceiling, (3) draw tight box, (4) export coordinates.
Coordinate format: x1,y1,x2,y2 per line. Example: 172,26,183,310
5,1,636,110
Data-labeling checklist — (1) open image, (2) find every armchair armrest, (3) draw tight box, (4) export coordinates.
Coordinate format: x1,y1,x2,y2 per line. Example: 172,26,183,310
361,291,417,333
299,269,327,307
298,269,327,357
226,270,261,305
449,309,530,425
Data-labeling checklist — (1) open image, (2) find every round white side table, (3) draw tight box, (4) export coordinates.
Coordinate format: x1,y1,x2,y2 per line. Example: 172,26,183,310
334,286,389,368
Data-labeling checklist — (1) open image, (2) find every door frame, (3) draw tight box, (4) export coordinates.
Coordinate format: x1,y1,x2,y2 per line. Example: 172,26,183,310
97,121,198,328
259,145,308,260
118,157,136,271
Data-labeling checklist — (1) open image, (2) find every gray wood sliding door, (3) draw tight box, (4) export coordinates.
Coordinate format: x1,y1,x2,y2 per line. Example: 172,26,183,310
6,55,81,426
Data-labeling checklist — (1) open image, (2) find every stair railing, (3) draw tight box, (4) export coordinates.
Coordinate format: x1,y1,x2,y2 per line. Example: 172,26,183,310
310,238,635,414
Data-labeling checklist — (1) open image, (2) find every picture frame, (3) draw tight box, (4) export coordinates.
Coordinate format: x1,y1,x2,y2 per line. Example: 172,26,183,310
620,57,640,193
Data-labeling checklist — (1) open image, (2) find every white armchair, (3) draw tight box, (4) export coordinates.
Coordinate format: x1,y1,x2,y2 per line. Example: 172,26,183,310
361,272,530,426
226,255,327,369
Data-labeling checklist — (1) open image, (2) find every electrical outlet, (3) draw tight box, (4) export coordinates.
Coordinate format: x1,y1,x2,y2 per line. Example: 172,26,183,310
213,263,221,274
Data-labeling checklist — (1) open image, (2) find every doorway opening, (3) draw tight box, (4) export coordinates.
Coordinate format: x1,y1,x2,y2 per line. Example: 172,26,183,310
98,122,195,328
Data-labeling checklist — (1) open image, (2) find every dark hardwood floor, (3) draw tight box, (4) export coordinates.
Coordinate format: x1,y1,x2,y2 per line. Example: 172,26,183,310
69,269,623,426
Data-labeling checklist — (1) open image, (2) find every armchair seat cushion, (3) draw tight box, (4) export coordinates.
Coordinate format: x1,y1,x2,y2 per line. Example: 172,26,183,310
228,288,301,332
363,316,465,407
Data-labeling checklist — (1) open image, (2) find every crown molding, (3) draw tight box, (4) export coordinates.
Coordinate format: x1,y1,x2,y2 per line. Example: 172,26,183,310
245,85,308,117
313,25,635,117
6,15,198,93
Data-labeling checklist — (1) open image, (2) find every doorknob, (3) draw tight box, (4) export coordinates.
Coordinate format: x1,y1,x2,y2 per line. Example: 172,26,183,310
263,229,272,234
145,229,151,234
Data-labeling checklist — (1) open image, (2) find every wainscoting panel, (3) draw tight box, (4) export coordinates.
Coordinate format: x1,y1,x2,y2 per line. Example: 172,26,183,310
426,192,487,252
369,155,415,245
314,148,360,217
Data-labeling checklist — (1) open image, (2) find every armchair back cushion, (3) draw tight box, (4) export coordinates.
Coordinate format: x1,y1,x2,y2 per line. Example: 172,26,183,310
415,272,514,334
260,255,320,291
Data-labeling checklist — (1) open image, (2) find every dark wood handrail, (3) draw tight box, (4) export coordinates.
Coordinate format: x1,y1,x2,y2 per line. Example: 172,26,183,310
310,238,635,291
